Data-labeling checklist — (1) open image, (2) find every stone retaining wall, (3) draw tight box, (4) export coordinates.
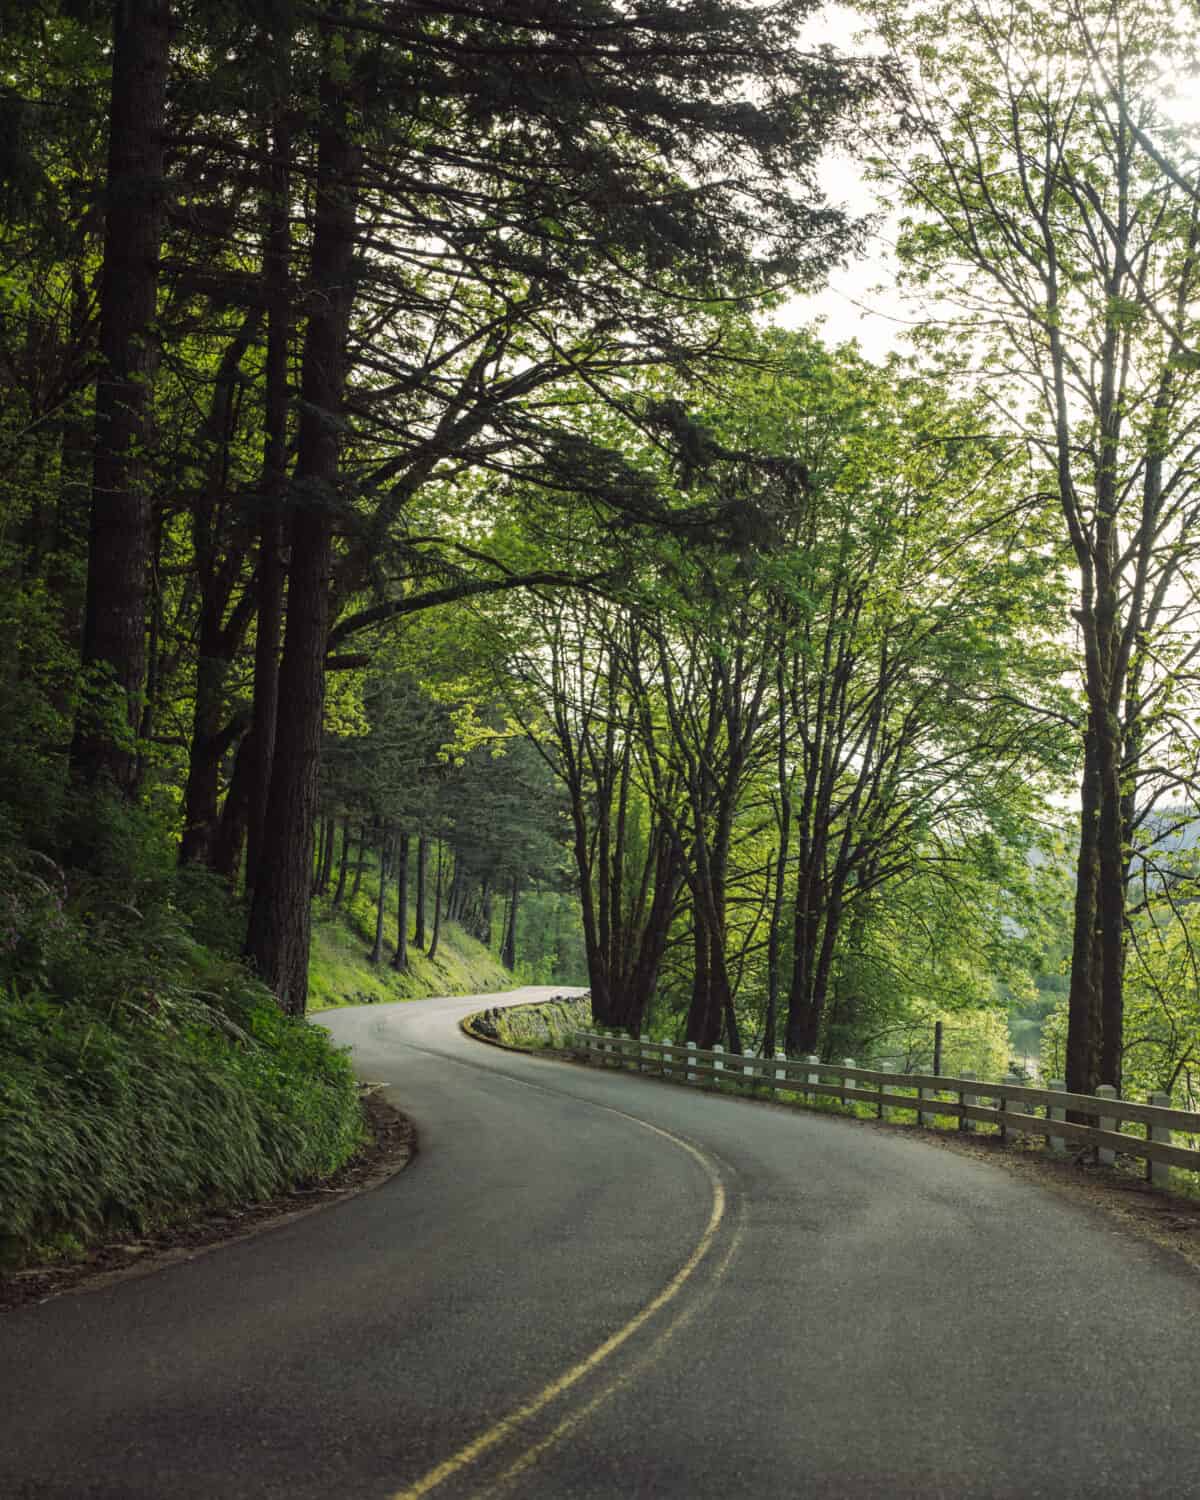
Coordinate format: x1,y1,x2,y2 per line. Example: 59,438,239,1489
468,994,591,1049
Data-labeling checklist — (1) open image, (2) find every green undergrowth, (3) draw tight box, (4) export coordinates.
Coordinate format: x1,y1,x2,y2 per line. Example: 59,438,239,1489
307,873,519,1012
0,775,364,1267
0,982,363,1265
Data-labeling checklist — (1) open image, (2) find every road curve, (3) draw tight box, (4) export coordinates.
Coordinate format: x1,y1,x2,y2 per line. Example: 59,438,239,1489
3,987,1200,1499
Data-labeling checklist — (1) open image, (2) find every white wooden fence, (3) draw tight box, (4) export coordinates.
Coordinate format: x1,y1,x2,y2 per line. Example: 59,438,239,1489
573,1029,1200,1186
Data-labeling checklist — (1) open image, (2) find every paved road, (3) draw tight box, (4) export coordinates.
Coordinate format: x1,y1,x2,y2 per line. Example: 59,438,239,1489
4,987,1200,1499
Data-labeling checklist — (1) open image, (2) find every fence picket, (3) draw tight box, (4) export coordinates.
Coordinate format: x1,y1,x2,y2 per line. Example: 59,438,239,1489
1097,1084,1118,1165
958,1072,976,1134
1149,1093,1171,1186
568,1030,1200,1182
1048,1080,1066,1155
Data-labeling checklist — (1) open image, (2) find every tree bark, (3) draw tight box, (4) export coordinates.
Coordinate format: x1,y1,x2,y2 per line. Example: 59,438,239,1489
246,54,291,893
391,830,410,971
1066,723,1103,1096
178,310,261,867
414,834,428,950
245,30,359,1013
316,813,337,895
211,727,253,885
332,815,352,906
501,873,519,970
427,841,444,961
480,876,493,946
369,830,391,964
70,0,170,793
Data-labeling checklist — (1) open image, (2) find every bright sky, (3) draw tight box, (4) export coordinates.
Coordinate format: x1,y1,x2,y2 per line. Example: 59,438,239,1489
776,160,904,362
781,0,1200,363
779,5,904,361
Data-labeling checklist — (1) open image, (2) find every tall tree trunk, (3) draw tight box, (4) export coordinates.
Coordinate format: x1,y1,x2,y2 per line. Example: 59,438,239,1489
245,32,358,1013
310,816,326,895
211,728,253,885
391,831,410,971
414,834,428,950
479,876,493,946
765,663,792,1057
686,914,719,1046
316,813,337,895
70,0,170,793
178,310,260,865
1066,722,1103,1096
247,39,291,893
1096,701,1126,1091
135,510,163,790
809,888,843,1060
180,608,232,866
332,815,352,906
622,831,680,1035
501,873,519,970
427,841,444,961
446,850,464,923
369,830,391,964
47,268,91,682
351,823,367,901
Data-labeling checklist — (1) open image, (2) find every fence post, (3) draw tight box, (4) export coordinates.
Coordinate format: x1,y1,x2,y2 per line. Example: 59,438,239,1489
744,1056,756,1086
687,1040,698,1085
1096,1084,1118,1165
805,1054,820,1103
999,1073,1018,1142
774,1051,787,1093
877,1067,887,1120
958,1071,976,1133
713,1043,724,1088
639,1033,651,1074
1047,1079,1066,1155
842,1058,856,1112
1148,1092,1171,1187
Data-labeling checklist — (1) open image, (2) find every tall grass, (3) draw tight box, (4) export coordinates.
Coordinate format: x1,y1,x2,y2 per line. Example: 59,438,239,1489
0,988,363,1255
0,788,364,1263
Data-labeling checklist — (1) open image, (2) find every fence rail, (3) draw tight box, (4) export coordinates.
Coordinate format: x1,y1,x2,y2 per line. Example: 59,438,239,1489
572,1029,1200,1184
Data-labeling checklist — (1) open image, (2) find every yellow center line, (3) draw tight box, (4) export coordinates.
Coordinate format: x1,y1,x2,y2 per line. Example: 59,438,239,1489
480,1211,746,1498
390,1115,728,1500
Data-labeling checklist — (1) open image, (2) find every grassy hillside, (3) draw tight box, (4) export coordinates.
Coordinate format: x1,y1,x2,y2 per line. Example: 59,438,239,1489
308,877,517,1012
0,787,365,1267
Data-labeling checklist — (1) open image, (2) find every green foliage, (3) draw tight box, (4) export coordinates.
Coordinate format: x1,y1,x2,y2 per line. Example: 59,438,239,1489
309,914,513,1010
307,883,519,1012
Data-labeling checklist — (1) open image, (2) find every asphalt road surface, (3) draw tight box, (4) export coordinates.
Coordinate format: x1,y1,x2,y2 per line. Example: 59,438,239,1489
4,987,1200,1499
